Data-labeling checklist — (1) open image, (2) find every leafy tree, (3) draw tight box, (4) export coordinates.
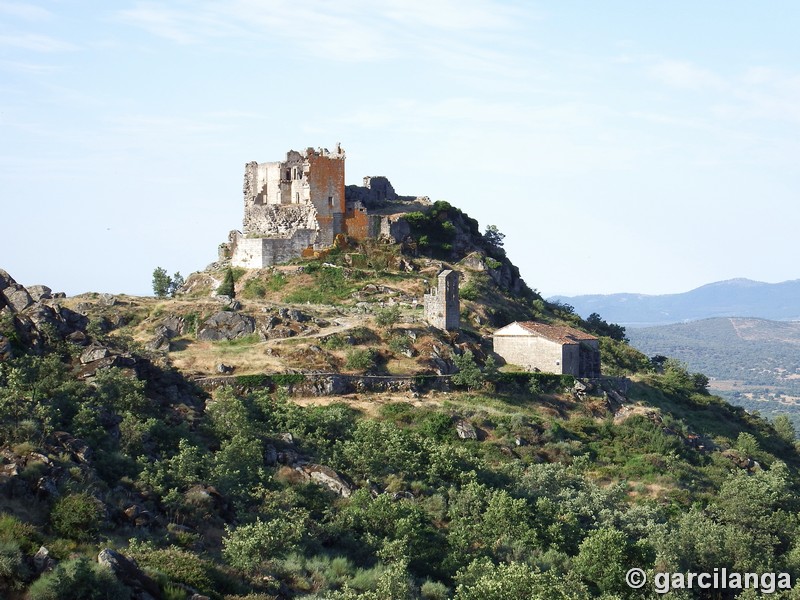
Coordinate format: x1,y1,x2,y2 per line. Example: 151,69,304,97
169,271,184,296
223,514,306,573
152,267,172,298
483,225,505,249
152,268,184,297
92,367,149,415
0,354,81,438
211,434,265,500
451,351,484,390
773,414,796,443
216,268,236,297
735,432,760,457
585,312,628,342
650,354,669,372
338,420,427,480
574,526,644,595
482,355,499,383
206,387,255,441
454,558,587,600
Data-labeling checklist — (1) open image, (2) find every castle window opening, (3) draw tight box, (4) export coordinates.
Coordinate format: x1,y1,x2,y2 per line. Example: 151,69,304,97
295,192,300,203
328,196,334,207
285,170,291,180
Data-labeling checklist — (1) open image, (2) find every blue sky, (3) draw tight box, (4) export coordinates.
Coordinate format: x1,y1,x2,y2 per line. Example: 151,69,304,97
3,1,800,297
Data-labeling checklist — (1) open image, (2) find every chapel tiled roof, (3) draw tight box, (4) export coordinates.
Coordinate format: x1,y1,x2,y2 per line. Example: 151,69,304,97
512,321,598,344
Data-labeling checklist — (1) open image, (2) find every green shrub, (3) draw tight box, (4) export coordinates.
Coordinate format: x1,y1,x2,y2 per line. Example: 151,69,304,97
223,515,305,573
235,374,271,388
183,312,199,336
0,539,28,590
267,272,288,291
421,579,450,600
285,266,355,304
345,349,376,371
388,334,411,354
0,513,40,553
162,584,188,600
128,545,216,596
271,373,307,387
241,278,267,299
27,557,131,600
322,334,348,350
50,492,103,541
599,337,650,376
460,283,478,301
421,413,454,441
375,306,401,330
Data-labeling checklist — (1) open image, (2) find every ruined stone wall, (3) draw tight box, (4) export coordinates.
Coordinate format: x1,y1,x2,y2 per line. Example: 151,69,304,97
230,229,316,269
344,206,383,240
380,215,411,241
345,176,417,209
560,341,601,377
306,150,345,247
562,345,581,377
242,204,318,239
243,151,313,236
424,271,460,330
493,335,565,374
443,273,460,330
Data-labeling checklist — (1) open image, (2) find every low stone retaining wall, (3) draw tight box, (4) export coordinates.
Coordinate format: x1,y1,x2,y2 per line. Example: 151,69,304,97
194,373,452,396
194,372,630,398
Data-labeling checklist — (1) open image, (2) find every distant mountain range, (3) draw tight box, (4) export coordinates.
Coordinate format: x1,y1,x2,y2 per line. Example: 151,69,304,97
550,278,800,327
627,317,800,426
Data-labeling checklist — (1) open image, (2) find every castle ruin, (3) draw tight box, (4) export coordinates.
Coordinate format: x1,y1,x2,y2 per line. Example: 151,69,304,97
222,144,424,268
424,270,460,331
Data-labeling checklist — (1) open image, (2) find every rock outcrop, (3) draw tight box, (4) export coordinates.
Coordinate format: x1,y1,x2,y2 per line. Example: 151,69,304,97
197,312,256,341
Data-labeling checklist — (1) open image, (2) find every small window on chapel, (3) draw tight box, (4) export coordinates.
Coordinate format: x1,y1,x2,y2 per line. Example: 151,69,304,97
328,196,334,207
295,192,300,203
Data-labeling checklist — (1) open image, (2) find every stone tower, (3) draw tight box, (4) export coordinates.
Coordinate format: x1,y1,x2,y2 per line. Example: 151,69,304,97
424,270,460,331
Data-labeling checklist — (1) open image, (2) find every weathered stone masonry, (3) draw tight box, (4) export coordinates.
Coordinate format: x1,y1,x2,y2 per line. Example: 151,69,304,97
492,322,601,378
424,270,460,331
224,145,422,269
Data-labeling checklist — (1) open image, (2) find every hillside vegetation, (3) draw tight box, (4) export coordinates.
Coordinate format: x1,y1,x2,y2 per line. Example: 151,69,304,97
2,206,800,599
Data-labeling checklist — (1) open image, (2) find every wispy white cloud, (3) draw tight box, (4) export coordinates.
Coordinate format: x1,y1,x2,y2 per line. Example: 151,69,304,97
380,0,522,31
642,57,800,129
107,113,229,136
648,59,726,90
0,32,76,52
0,1,53,21
115,0,522,64
0,58,58,73
116,2,244,44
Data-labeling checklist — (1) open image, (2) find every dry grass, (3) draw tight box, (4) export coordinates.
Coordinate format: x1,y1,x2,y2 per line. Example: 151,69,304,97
169,338,284,375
